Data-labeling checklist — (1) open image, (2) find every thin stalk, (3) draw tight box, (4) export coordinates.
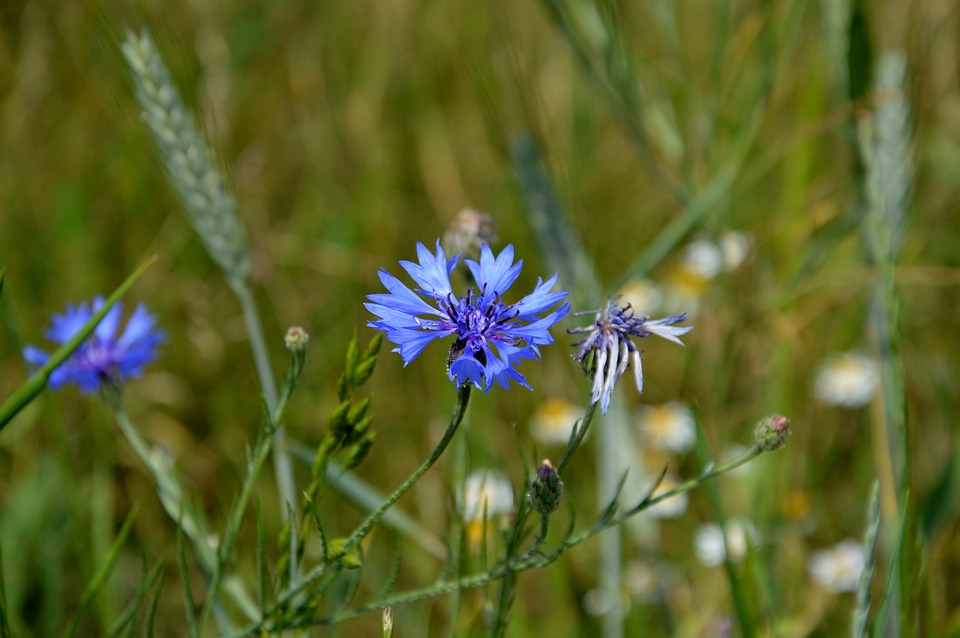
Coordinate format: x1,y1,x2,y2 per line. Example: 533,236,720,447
236,286,297,518
343,384,472,551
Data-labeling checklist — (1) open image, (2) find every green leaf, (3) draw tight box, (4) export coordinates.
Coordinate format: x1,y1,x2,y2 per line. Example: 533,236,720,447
63,509,138,638
921,445,960,539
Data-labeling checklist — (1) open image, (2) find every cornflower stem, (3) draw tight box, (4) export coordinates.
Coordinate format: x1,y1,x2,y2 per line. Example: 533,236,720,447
260,442,768,633
342,384,472,552
556,401,598,475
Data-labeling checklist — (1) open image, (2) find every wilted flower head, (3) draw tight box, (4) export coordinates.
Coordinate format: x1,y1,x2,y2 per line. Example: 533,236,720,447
814,352,879,408
808,539,865,593
366,240,569,392
570,297,692,414
443,208,497,258
23,297,164,394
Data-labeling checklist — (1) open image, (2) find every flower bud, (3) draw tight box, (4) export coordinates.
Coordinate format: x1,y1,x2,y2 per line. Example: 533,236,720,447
284,326,310,353
754,414,791,451
529,459,564,516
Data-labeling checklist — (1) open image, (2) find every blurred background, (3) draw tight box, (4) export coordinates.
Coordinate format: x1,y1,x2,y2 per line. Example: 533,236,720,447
1,0,959,635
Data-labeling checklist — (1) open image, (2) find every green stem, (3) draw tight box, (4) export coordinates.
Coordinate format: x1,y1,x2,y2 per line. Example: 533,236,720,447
113,405,259,630
343,384,471,551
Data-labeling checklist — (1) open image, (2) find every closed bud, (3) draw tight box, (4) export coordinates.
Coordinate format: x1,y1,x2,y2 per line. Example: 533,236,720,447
284,326,310,353
529,459,564,516
755,414,791,451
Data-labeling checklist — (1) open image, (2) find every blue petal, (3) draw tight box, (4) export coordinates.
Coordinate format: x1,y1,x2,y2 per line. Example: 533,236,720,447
93,296,122,342
513,274,568,319
22,345,50,368
466,244,522,303
399,240,457,297
46,301,92,343
370,270,442,317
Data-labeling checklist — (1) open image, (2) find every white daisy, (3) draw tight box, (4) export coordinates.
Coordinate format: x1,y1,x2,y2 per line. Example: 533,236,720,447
814,352,879,408
694,519,756,567
808,539,865,593
529,397,582,447
637,402,696,454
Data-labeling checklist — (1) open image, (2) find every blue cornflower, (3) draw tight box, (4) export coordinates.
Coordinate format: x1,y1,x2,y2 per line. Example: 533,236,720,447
570,297,692,414
366,240,570,392
23,297,165,394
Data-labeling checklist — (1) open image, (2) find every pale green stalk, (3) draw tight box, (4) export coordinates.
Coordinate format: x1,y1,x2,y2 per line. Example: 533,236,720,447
112,404,259,632
121,33,299,578
254,443,768,633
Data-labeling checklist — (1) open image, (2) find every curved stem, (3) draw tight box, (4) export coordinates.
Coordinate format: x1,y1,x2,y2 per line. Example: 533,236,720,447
343,384,472,551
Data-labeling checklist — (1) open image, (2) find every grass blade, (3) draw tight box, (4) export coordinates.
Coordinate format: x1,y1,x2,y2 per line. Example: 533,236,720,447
63,509,138,638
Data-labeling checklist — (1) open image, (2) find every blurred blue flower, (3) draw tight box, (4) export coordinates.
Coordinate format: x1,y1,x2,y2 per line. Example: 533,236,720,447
570,297,692,414
366,240,570,392
23,297,165,394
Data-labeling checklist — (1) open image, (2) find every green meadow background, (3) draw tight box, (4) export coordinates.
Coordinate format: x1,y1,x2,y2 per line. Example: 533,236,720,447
1,0,959,635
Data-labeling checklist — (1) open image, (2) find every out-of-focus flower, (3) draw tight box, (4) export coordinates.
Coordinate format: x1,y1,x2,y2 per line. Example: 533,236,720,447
443,208,497,259
462,469,514,548
682,239,724,280
719,231,752,271
662,232,751,318
624,560,658,598
644,474,688,519
813,352,879,408
23,297,164,394
637,402,696,454
694,519,756,567
366,241,569,392
462,469,514,521
570,297,692,415
529,397,581,446
618,278,662,317
582,588,614,616
808,539,865,593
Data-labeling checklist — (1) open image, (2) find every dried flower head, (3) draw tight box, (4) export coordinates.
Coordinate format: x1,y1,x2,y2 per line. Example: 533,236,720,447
569,297,692,414
366,240,569,392
443,208,497,258
23,297,164,394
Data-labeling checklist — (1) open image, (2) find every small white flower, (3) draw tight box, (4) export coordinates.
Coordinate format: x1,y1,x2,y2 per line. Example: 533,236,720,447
461,470,514,522
814,352,879,408
529,397,582,447
694,519,756,567
808,539,865,593
582,588,614,616
719,231,752,272
644,475,688,519
682,239,724,280
637,402,696,454
618,279,663,317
